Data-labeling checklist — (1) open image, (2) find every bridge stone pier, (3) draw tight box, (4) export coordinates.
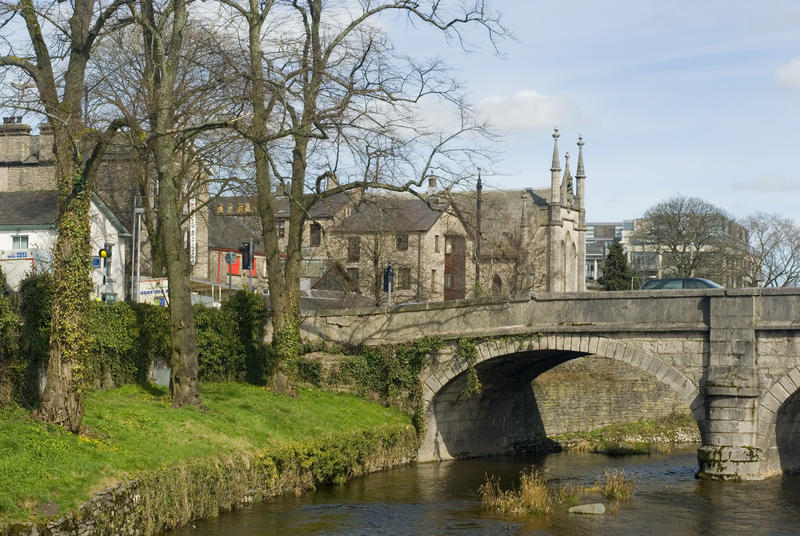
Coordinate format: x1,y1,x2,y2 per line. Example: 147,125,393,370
299,288,800,480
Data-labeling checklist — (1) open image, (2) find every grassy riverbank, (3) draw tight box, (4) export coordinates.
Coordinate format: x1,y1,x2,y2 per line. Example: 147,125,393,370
0,383,411,524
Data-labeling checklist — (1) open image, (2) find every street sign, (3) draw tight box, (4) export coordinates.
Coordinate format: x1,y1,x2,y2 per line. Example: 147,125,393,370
225,252,235,264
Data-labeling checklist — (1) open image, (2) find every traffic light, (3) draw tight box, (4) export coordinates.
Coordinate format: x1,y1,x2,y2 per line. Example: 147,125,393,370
99,244,112,268
238,242,251,270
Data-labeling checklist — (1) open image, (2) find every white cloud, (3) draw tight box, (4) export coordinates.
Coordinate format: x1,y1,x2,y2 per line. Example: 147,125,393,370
733,175,800,192
776,59,800,89
476,90,575,132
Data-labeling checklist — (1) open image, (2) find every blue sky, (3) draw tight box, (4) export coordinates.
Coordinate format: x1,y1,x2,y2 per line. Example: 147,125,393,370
387,1,800,223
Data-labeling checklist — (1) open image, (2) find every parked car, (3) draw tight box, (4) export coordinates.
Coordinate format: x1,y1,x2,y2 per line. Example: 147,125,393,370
639,278,723,290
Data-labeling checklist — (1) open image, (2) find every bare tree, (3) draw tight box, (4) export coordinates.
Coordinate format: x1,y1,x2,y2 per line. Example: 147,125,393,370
87,23,242,278
633,195,742,283
0,0,128,431
213,0,504,371
741,212,800,287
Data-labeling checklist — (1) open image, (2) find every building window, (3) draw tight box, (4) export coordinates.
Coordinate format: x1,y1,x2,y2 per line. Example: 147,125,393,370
492,274,503,294
397,266,411,289
347,236,360,262
12,235,28,250
444,273,453,290
310,223,322,247
346,267,359,290
445,239,453,254
431,269,437,293
396,233,409,251
277,221,285,238
435,235,440,253
216,205,223,214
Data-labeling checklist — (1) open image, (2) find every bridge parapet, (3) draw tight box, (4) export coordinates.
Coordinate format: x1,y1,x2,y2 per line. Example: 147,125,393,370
300,288,800,347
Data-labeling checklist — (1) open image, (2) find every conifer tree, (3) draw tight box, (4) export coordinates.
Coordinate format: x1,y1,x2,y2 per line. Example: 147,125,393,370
599,239,635,291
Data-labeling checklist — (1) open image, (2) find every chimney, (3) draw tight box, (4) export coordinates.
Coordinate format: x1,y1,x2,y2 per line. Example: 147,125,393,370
427,175,437,192
326,173,338,191
0,117,32,163
38,122,54,161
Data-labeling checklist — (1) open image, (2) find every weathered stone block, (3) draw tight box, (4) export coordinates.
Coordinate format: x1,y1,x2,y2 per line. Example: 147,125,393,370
762,391,781,413
789,367,800,391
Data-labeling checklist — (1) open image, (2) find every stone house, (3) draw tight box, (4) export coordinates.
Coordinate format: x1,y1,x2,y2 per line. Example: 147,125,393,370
207,191,357,297
325,194,471,304
207,129,588,304
0,118,210,301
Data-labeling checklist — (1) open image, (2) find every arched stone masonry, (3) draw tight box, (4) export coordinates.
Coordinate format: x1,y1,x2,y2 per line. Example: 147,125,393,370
419,333,703,462
757,365,800,476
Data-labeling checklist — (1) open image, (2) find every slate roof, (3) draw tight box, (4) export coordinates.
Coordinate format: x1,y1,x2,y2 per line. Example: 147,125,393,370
0,191,58,227
215,191,355,220
207,211,263,254
333,195,444,234
0,190,129,234
450,188,551,259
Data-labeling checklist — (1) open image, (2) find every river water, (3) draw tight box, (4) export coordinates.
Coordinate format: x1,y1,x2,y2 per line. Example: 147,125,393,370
170,446,800,535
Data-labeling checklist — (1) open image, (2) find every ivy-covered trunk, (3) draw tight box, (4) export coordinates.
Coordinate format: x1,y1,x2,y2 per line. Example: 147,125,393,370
37,130,93,433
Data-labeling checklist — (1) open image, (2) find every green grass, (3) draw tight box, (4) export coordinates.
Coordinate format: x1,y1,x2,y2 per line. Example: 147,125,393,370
0,383,410,523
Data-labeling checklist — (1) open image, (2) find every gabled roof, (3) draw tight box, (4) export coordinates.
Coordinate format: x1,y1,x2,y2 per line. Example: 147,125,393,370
450,188,550,259
0,190,58,228
334,195,445,234
207,212,263,254
0,191,130,234
215,191,355,220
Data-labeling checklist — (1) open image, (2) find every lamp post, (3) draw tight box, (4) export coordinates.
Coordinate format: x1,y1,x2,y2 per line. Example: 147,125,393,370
383,261,394,306
476,168,482,290
130,205,145,302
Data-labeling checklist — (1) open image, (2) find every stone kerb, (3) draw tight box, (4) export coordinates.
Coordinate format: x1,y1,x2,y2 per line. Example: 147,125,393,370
421,333,703,426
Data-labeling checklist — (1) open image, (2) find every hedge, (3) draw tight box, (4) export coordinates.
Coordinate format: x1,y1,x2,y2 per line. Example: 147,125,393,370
0,274,269,407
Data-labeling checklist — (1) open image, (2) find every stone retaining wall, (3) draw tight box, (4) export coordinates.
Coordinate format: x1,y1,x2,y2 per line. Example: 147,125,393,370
0,425,418,536
531,356,692,437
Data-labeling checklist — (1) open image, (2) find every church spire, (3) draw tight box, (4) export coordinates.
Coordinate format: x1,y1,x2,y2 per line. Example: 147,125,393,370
576,135,585,214
550,127,561,172
549,127,562,223
576,135,585,180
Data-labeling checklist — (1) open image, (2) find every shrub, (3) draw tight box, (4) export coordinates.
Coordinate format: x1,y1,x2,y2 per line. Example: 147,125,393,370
87,301,141,386
194,305,246,382
222,290,269,383
14,273,53,407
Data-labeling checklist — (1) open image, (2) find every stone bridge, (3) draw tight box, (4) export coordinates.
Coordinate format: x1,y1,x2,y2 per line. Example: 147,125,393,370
299,288,800,480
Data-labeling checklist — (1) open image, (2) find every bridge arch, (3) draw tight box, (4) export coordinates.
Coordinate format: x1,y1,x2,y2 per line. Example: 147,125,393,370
756,366,800,476
420,333,704,462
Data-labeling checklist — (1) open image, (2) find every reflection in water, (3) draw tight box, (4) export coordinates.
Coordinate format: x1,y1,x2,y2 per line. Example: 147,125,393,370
169,447,800,536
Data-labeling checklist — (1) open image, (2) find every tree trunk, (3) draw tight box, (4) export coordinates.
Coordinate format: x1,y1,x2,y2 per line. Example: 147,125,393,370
138,0,201,408
37,129,93,432
157,147,201,408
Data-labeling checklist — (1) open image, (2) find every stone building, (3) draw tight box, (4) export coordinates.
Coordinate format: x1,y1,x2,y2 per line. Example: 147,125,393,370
208,129,587,304
0,118,210,301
